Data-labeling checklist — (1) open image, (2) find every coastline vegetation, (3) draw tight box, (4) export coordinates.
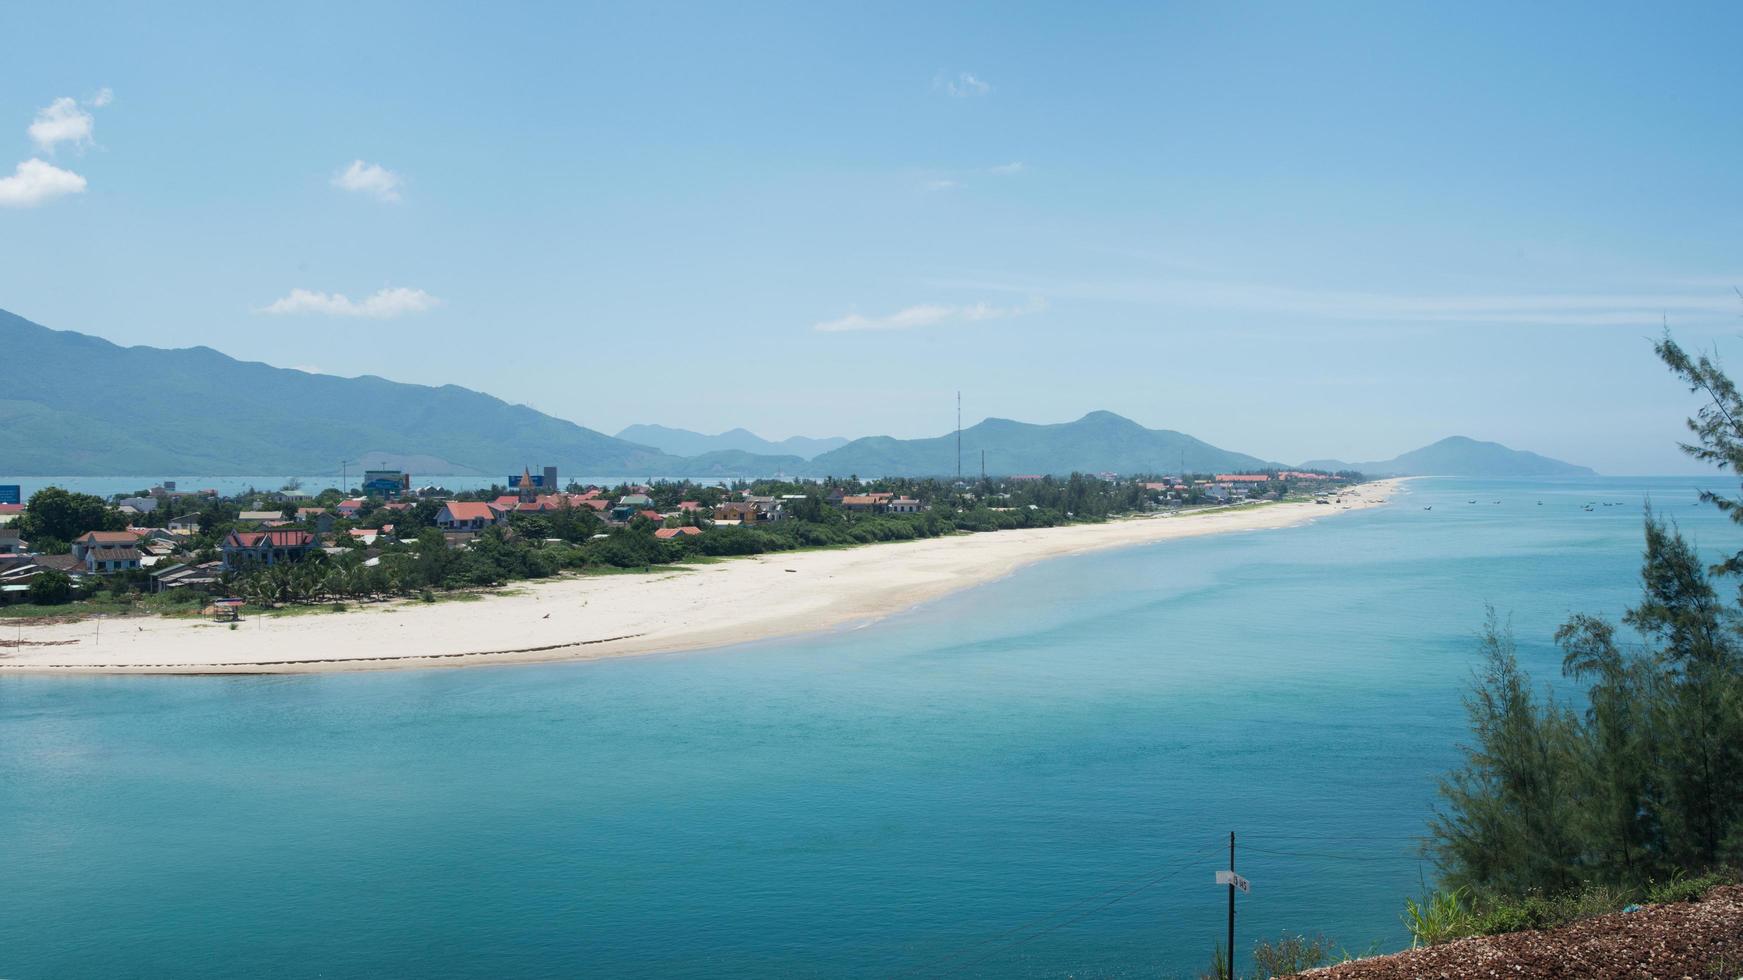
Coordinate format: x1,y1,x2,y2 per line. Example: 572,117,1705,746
1207,336,1743,974
2,471,1342,619
1317,335,1743,966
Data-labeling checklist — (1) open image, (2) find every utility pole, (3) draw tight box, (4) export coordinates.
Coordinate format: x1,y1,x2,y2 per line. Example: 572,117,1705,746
1226,831,1236,980
981,449,986,483
341,459,350,494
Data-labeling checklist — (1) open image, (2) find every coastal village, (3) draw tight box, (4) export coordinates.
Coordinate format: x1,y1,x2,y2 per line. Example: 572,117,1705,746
0,466,1353,613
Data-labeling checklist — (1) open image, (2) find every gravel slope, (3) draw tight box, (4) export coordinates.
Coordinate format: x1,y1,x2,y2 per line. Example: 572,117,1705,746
1292,886,1743,979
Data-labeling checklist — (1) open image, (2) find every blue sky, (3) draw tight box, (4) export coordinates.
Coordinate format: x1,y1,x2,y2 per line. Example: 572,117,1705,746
4,2,1741,473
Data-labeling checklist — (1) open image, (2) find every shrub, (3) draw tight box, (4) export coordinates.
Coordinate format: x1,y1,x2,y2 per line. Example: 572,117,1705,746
1252,932,1335,978
26,570,73,606
1647,868,1736,905
1198,942,1229,980
1401,888,1476,947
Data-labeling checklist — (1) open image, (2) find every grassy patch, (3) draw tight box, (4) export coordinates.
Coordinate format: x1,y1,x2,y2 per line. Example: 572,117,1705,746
1400,870,1742,948
1647,869,1737,904
427,590,486,603
0,596,139,620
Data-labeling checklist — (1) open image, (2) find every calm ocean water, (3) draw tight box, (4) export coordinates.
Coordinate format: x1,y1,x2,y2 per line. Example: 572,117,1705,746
0,476,1728,978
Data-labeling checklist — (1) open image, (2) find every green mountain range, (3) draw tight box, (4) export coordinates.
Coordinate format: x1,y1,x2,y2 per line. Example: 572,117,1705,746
805,411,1274,477
2,309,1593,479
0,309,687,476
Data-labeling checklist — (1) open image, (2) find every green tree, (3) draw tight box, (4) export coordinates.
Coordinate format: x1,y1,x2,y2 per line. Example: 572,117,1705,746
1555,613,1657,879
1432,335,1743,894
1430,611,1584,895
17,487,124,551
26,569,73,605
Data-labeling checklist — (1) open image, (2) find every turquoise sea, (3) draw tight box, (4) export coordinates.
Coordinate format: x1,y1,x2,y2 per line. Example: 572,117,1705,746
0,476,1727,977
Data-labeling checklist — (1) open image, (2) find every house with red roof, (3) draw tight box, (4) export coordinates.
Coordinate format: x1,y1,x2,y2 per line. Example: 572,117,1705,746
296,507,336,533
653,526,703,540
335,498,366,519
435,501,505,532
514,494,583,514
220,529,316,571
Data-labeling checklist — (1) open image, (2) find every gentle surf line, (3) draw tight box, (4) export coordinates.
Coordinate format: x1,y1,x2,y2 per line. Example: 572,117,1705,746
0,480,1402,675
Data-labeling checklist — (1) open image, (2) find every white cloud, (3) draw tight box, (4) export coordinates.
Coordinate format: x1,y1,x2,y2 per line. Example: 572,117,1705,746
939,71,992,98
989,161,1025,175
814,297,1045,333
28,97,95,152
90,87,114,108
0,158,87,207
257,287,439,318
331,160,402,202
924,179,960,192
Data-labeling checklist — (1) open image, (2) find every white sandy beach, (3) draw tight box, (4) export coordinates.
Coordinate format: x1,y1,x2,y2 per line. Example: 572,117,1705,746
0,480,1403,674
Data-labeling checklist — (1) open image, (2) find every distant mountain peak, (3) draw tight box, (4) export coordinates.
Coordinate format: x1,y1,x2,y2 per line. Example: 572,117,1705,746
0,308,783,477
808,411,1273,477
1302,436,1594,477
613,423,850,460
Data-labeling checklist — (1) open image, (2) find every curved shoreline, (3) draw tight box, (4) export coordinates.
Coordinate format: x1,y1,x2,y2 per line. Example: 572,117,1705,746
0,480,1403,674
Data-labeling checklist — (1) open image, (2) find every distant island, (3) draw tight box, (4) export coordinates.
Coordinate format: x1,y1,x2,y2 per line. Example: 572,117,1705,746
1,308,1590,479
1301,435,1597,478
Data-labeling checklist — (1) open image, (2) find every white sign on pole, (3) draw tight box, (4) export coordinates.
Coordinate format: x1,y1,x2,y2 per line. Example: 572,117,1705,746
1215,870,1251,893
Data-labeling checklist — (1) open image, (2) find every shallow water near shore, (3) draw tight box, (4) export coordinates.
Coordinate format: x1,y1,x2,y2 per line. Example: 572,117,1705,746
0,476,1723,977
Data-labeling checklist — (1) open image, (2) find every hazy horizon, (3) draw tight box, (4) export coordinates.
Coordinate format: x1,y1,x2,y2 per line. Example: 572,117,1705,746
0,303,1709,476
6,3,1742,474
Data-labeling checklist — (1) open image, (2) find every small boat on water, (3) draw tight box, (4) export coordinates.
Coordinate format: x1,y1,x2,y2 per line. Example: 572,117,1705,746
1423,505,1433,511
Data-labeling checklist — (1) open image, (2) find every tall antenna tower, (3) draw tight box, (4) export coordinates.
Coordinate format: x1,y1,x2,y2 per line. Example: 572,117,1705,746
956,391,962,483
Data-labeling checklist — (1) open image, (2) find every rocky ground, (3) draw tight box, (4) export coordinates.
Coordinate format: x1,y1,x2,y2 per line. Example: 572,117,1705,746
1290,885,1743,979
